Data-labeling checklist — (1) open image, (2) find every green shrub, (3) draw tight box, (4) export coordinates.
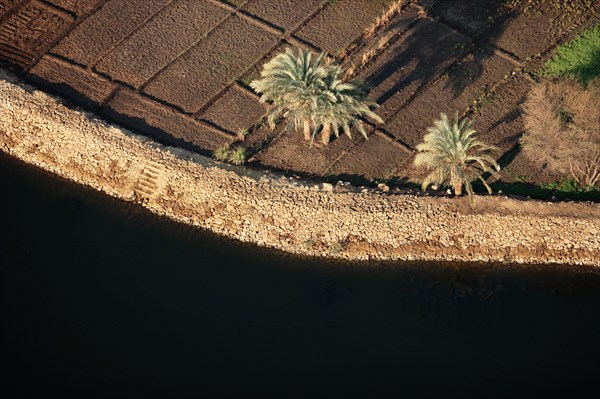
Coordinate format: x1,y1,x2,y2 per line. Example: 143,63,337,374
541,25,600,86
228,146,246,165
213,145,230,162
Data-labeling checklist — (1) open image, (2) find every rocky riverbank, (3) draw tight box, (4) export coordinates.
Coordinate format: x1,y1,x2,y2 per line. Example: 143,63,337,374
1,73,598,266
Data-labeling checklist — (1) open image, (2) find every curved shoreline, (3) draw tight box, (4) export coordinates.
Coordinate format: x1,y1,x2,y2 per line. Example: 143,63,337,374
1,74,599,266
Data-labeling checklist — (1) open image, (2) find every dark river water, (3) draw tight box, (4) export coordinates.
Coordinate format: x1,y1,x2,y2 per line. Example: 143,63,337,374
1,153,599,399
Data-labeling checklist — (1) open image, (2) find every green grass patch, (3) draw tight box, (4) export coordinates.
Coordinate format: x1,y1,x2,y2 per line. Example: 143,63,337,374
541,25,600,86
489,180,600,202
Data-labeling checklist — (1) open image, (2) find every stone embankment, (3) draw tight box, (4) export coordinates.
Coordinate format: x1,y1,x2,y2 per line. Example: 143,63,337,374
1,74,599,266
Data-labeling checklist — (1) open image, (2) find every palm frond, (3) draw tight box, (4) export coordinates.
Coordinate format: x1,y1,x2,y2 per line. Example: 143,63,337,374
414,112,501,198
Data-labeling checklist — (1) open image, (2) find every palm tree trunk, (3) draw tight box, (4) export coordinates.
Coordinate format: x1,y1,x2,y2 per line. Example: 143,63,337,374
303,120,311,141
453,183,462,196
321,123,331,145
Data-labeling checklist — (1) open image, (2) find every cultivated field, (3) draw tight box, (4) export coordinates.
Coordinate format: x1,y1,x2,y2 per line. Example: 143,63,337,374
1,0,598,194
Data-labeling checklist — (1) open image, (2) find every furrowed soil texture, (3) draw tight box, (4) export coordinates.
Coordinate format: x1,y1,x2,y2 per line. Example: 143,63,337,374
0,0,598,194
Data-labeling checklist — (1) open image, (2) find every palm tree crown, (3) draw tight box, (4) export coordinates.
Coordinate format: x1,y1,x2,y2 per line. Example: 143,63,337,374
414,112,500,197
250,47,382,145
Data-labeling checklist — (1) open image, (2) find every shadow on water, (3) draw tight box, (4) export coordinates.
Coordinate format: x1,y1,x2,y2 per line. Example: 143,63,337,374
1,152,599,399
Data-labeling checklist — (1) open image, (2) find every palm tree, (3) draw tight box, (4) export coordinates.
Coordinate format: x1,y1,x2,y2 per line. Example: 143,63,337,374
414,112,500,197
316,65,383,145
250,47,382,145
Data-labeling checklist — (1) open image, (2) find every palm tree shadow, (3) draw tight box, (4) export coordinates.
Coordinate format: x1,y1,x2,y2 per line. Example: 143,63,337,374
365,19,471,106
434,0,522,98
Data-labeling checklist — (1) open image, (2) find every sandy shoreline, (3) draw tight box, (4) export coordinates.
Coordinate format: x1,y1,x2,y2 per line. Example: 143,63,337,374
1,72,598,266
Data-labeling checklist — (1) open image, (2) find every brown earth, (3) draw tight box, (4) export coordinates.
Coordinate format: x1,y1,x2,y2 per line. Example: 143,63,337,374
52,0,172,67
361,18,471,120
295,0,397,54
199,83,265,135
0,0,598,198
254,124,368,176
142,14,278,113
242,0,325,31
383,49,519,147
328,131,413,181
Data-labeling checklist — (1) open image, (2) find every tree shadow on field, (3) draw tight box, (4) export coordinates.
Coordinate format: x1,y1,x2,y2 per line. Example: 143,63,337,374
432,0,523,98
365,18,470,106
363,0,525,109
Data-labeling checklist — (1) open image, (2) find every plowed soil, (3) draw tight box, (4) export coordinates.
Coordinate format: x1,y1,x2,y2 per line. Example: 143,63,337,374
1,0,598,193
295,0,397,54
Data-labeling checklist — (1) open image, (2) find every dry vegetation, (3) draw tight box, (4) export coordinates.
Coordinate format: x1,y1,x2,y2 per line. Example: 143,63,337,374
520,79,600,188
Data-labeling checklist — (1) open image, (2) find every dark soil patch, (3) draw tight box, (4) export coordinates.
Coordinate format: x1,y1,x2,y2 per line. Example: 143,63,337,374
28,55,116,108
48,0,103,16
254,127,367,176
242,123,285,157
497,149,564,186
294,0,397,54
494,0,595,60
103,89,232,153
199,84,265,134
94,0,229,87
0,1,73,68
242,0,324,31
327,132,412,181
0,0,22,16
471,74,532,151
360,19,470,119
432,0,517,37
53,0,171,67
142,14,277,113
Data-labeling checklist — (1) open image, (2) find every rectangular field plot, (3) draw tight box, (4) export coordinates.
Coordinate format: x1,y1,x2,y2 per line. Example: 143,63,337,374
328,132,412,181
471,75,532,151
294,0,397,54
383,49,518,147
143,15,277,113
254,126,368,176
433,0,515,36
242,0,325,31
0,0,22,16
360,20,470,120
28,55,116,108
48,0,103,16
0,1,72,68
94,0,229,87
494,1,595,60
104,89,232,152
199,84,265,134
53,0,172,67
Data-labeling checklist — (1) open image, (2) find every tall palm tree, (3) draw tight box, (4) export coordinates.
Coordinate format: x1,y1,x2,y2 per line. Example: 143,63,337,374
414,112,500,197
250,47,382,145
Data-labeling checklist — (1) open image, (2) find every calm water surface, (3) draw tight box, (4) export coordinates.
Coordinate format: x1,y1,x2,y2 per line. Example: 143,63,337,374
1,154,599,398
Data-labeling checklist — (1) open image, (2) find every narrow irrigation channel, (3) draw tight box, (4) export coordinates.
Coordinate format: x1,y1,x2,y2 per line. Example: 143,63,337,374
1,153,599,399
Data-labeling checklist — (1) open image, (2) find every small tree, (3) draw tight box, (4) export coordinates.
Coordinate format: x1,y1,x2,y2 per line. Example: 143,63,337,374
250,47,382,145
414,112,500,197
521,79,600,188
